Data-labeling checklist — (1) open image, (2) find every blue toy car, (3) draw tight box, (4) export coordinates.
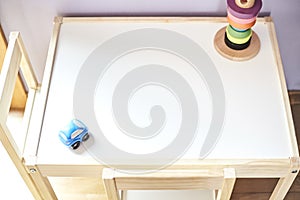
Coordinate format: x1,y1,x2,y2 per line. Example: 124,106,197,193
58,119,89,149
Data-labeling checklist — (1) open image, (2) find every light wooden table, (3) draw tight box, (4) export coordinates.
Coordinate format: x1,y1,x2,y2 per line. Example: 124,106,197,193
0,17,298,200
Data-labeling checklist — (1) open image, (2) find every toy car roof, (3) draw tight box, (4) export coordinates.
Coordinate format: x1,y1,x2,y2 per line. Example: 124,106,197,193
61,119,87,135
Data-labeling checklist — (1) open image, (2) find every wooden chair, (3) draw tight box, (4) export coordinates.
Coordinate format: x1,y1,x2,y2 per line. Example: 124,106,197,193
0,32,48,199
102,168,236,200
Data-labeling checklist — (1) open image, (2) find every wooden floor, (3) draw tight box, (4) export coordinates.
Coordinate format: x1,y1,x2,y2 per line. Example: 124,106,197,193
0,91,300,199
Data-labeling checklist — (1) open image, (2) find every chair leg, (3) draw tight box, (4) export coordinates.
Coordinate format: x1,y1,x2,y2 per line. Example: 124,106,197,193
26,166,58,200
121,190,127,200
103,168,120,200
217,168,236,200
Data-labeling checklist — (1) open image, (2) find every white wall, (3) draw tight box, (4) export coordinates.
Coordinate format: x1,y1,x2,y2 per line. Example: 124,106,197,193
0,0,299,89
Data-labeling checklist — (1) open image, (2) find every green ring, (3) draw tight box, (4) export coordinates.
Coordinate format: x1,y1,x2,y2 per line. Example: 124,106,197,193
226,26,252,44
226,25,252,39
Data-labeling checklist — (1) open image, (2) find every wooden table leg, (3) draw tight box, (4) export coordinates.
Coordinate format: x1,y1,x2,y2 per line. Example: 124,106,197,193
270,157,300,200
26,164,58,200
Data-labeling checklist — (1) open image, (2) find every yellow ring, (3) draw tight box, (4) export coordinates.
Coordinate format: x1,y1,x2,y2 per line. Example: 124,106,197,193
226,27,252,44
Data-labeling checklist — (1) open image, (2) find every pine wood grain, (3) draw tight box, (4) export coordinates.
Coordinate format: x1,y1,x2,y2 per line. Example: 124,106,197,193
0,25,6,67
0,25,27,110
49,177,108,200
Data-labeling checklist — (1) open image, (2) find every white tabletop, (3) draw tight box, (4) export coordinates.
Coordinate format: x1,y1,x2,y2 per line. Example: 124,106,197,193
37,18,294,166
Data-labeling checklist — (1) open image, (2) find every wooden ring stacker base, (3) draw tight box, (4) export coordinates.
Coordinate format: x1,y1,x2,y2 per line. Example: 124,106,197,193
214,26,260,61
235,0,255,9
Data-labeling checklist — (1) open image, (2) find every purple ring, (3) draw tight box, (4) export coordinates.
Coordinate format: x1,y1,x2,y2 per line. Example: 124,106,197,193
227,0,262,19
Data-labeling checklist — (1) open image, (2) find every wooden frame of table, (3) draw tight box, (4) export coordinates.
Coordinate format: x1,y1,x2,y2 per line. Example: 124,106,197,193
0,17,298,200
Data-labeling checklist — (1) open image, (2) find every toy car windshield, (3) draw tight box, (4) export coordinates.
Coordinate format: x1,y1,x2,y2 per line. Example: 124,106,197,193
58,119,89,149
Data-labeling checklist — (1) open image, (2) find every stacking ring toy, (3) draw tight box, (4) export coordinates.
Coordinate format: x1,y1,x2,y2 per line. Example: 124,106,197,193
226,27,252,44
227,16,256,30
224,32,251,50
227,9,256,24
235,0,255,9
231,26,247,32
214,0,262,60
227,0,262,19
226,25,252,39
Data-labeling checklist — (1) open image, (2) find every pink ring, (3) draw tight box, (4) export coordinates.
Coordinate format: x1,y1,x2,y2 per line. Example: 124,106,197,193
227,16,256,30
227,8,256,25
227,0,262,19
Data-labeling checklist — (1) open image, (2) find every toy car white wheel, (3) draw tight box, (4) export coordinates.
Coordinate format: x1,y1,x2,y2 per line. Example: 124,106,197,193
82,133,89,142
71,141,80,150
